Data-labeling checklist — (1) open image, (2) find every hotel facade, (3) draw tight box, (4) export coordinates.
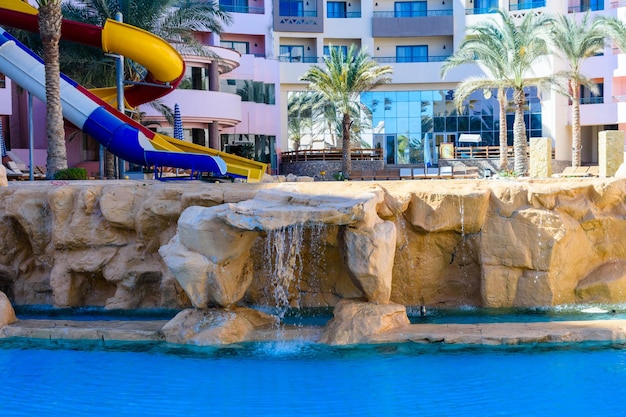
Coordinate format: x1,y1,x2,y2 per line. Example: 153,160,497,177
2,0,626,174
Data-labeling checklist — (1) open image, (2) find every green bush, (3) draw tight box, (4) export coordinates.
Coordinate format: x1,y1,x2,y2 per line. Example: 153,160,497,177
53,168,88,180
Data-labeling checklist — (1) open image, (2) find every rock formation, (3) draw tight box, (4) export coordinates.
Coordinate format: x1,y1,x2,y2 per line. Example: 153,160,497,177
0,178,625,343
0,291,16,326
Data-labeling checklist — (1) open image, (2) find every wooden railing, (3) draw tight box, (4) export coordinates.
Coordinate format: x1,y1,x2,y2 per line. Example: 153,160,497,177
282,145,554,163
282,148,383,162
453,146,515,159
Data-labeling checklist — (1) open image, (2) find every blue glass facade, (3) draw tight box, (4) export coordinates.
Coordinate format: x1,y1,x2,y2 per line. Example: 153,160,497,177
361,87,543,165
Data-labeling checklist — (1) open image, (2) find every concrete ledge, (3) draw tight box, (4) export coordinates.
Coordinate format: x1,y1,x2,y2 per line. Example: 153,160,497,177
3,319,626,347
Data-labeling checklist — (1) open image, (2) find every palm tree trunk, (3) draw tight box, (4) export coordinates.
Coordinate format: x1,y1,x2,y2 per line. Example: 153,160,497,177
341,112,351,179
571,81,582,167
513,88,527,176
39,1,68,179
105,150,116,179
497,88,509,171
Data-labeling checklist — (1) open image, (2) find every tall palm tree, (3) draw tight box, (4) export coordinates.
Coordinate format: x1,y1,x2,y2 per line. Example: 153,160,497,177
441,10,553,175
287,91,314,151
300,45,392,178
37,0,68,179
441,28,510,171
549,13,606,168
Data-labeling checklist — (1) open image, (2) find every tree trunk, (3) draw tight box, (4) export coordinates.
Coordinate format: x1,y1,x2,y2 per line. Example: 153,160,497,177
497,88,509,171
39,1,68,179
571,80,582,167
105,150,116,179
513,88,527,176
341,112,351,179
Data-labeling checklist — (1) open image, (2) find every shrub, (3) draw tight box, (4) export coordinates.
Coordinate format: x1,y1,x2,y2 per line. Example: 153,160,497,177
53,168,88,180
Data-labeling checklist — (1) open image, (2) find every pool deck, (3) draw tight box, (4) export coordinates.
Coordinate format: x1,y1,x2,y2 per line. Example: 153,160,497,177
3,318,626,347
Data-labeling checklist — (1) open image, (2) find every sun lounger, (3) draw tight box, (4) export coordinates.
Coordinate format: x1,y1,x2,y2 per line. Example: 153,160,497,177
439,166,453,178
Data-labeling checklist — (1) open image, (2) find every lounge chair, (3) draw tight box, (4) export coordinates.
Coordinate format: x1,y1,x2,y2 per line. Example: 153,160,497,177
439,166,453,178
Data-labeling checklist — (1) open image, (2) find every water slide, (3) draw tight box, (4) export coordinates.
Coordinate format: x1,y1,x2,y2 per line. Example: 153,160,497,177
0,0,267,182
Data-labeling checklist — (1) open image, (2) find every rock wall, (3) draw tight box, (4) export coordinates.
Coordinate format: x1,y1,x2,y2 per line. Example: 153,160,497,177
1,178,626,310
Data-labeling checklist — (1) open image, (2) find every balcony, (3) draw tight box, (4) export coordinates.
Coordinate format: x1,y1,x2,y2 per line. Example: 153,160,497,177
219,4,265,14
372,9,453,37
327,11,362,18
373,55,451,63
278,55,320,63
568,3,603,13
465,7,498,15
580,96,604,105
509,1,546,11
274,0,324,33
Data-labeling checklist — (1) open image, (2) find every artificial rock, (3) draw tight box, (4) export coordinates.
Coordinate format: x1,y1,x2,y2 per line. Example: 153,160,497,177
0,179,626,313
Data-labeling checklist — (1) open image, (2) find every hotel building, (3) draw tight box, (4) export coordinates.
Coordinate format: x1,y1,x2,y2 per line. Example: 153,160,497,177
2,0,625,174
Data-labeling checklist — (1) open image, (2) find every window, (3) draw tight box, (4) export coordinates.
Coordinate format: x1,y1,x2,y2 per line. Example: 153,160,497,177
280,0,304,16
580,83,603,105
394,1,426,17
396,45,427,63
323,45,348,57
220,40,249,55
279,45,304,62
0,73,5,89
219,0,248,13
581,0,603,11
178,66,208,90
327,1,346,18
473,0,497,14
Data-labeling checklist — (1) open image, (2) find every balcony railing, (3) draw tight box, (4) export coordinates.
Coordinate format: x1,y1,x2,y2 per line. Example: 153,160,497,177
327,11,362,18
279,10,317,17
611,1,626,7
373,55,451,63
278,56,320,63
465,7,498,15
372,9,452,18
568,4,603,12
509,1,546,11
580,97,604,104
219,4,265,14
282,148,383,163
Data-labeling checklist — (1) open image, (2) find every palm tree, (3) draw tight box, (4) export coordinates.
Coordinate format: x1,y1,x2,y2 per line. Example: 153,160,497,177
549,13,606,168
300,44,392,178
37,0,68,179
287,92,314,151
441,10,553,175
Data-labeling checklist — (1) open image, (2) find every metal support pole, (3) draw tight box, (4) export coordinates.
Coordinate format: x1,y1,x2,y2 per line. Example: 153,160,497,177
28,92,34,181
115,12,126,179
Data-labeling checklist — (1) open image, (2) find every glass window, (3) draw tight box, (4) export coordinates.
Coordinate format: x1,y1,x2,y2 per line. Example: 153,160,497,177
280,0,303,16
323,45,348,56
220,40,249,55
0,73,5,88
474,0,497,14
219,0,248,13
394,1,426,17
179,66,208,90
396,45,427,63
279,45,305,62
327,1,346,18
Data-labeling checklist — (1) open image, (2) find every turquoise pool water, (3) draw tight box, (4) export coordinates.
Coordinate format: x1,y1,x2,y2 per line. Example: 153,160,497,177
1,338,625,416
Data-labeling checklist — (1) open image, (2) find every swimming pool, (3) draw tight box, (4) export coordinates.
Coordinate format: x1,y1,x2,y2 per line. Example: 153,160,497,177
1,338,625,416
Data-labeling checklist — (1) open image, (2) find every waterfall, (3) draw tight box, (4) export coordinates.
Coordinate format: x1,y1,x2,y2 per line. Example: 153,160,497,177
264,224,304,321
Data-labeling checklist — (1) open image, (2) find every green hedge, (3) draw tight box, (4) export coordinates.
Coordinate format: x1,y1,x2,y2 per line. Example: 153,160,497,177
53,168,88,180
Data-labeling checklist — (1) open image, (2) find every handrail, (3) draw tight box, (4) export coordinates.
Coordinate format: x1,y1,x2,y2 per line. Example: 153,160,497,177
282,148,383,162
